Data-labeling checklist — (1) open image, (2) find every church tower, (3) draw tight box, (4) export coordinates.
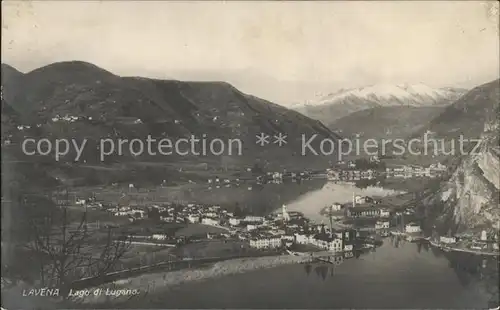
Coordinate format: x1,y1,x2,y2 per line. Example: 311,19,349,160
282,204,290,222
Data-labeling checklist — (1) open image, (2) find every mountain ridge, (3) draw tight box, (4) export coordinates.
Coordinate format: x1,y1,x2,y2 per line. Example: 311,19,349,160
297,83,467,108
330,105,447,139
1,61,341,172
414,79,500,140
293,83,467,125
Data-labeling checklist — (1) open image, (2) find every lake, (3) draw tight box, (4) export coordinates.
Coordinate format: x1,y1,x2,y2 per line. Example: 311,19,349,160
127,238,498,309
119,182,498,309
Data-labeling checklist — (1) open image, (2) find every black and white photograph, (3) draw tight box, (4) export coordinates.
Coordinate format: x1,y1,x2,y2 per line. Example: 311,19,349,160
1,1,499,309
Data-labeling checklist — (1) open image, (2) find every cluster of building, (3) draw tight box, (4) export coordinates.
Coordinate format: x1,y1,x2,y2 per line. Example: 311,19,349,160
243,205,357,252
74,192,364,254
327,169,375,181
404,222,422,233
153,203,233,226
51,114,84,123
325,159,448,182
344,194,390,219
256,171,310,185
108,206,147,218
75,194,149,220
346,206,391,218
293,229,356,252
207,177,239,189
205,170,310,189
385,163,446,179
375,221,390,229
437,230,499,252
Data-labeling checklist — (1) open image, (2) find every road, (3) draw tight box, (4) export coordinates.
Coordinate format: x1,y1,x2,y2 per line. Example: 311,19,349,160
70,251,281,289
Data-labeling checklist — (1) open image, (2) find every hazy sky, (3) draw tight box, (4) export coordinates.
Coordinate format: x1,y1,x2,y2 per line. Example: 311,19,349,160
2,1,499,105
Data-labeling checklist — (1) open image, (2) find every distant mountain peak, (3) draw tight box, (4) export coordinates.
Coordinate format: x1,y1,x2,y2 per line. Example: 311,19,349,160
26,61,117,80
295,83,467,110
293,83,468,126
2,63,21,72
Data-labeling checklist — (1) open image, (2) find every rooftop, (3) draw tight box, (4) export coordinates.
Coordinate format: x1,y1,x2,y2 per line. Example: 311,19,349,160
349,206,381,212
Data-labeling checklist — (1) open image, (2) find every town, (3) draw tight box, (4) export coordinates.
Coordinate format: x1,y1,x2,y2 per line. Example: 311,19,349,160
65,155,497,264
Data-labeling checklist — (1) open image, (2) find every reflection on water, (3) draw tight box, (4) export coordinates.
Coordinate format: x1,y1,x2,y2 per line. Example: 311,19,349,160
124,238,499,309
126,180,498,309
304,263,312,276
134,239,498,309
389,234,498,306
298,241,499,307
303,250,366,282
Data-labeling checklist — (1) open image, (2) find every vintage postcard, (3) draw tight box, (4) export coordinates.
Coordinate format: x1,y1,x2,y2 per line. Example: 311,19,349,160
1,1,499,309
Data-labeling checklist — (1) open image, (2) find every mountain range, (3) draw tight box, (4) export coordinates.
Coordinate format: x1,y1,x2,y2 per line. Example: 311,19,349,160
294,83,467,127
330,106,447,140
416,79,500,140
1,61,342,186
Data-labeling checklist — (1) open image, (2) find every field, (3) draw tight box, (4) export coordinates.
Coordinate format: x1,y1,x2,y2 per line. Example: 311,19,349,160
379,192,417,209
175,224,228,237
171,240,251,259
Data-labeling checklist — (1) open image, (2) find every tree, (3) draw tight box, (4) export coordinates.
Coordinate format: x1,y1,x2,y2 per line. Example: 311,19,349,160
320,224,326,235
147,207,160,220
24,198,131,296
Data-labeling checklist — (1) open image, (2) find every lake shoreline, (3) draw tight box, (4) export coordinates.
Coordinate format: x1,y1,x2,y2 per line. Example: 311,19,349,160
67,254,312,307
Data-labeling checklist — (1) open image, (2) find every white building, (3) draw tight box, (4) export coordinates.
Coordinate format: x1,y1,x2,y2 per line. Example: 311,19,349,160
344,244,354,251
244,216,264,223
330,203,342,211
268,237,282,248
355,195,368,204
249,237,282,249
272,172,283,182
405,223,421,233
201,218,219,226
440,236,457,244
131,209,146,217
203,212,218,218
76,199,86,205
481,230,487,241
294,233,313,245
430,163,446,171
160,216,175,222
247,224,258,231
114,211,129,216
311,236,343,252
186,215,200,223
375,221,390,229
229,218,241,226
295,232,345,252
152,234,168,240
379,209,390,218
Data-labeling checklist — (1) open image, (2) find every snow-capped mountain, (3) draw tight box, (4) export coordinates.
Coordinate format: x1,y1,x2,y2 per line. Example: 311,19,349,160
293,83,467,126
299,83,467,108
